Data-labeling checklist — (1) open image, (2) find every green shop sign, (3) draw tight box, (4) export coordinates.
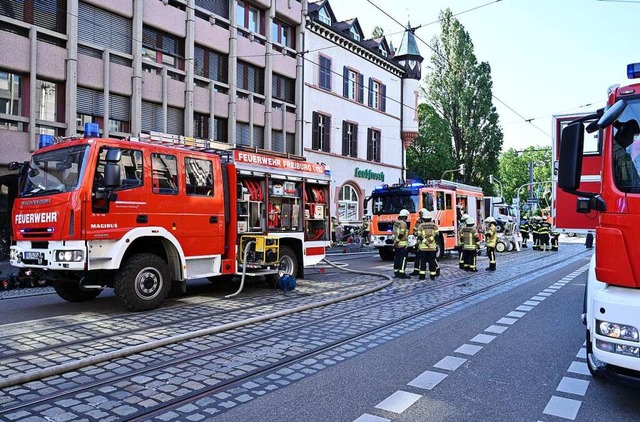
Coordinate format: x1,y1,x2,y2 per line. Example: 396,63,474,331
354,168,385,182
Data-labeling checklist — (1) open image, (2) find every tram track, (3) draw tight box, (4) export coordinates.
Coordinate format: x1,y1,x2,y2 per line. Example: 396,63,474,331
0,247,590,419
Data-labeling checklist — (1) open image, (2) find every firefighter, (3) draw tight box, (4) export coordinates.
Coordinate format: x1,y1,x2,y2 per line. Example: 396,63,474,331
361,215,371,245
331,216,339,246
539,217,551,251
550,229,559,251
415,209,440,280
460,217,480,272
411,209,428,276
531,215,540,250
393,209,411,278
484,216,498,271
520,215,529,248
458,213,470,269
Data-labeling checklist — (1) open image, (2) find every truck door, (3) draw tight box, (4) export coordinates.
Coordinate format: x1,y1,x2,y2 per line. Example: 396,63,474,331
180,156,225,256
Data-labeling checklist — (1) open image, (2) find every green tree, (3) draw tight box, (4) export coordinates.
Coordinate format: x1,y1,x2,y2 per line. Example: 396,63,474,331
372,25,384,38
424,9,503,193
497,146,552,208
407,103,455,181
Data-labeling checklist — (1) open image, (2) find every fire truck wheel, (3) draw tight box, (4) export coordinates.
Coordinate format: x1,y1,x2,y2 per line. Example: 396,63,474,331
53,281,101,302
273,246,298,279
115,253,171,311
378,247,394,261
435,239,444,260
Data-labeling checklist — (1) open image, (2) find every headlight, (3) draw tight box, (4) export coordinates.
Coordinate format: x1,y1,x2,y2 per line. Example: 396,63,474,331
596,339,640,357
9,249,16,260
597,320,640,342
55,250,84,262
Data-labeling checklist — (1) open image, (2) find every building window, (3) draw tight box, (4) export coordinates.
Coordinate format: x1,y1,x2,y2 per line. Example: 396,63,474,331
237,61,264,95
78,2,132,55
338,184,359,222
312,111,331,153
0,0,66,34
272,130,284,152
350,27,360,41
342,121,358,158
195,113,228,142
195,0,229,19
141,101,162,132
142,26,184,71
252,125,264,148
272,19,294,49
77,87,104,131
237,122,250,146
35,80,57,122
236,0,263,34
151,153,178,195
318,7,331,25
272,74,294,104
0,70,23,131
367,128,381,162
343,67,363,103
319,55,331,91
167,107,184,135
108,94,131,134
285,133,295,154
185,158,213,196
194,45,228,83
215,117,228,142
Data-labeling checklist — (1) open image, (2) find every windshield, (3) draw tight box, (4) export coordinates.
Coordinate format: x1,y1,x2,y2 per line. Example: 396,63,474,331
612,99,640,193
371,193,418,215
20,145,90,197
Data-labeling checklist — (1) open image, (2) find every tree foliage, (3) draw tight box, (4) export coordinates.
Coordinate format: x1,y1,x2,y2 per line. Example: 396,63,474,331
372,25,384,38
424,9,503,194
407,103,455,181
497,146,552,209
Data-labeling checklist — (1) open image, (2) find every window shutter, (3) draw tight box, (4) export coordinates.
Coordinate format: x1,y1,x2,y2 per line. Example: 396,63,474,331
342,121,348,155
77,87,104,117
357,73,364,103
351,123,358,157
109,93,130,122
78,2,132,55
381,84,387,112
285,133,295,154
167,107,184,135
367,78,373,107
141,101,162,132
236,122,250,146
253,125,264,148
312,111,319,150
323,115,331,153
367,128,373,161
343,66,349,97
272,130,283,152
195,0,230,19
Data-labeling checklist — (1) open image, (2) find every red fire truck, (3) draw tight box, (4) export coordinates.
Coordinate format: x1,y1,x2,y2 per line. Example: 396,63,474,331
552,112,602,234
557,63,640,383
9,129,331,311
368,180,484,261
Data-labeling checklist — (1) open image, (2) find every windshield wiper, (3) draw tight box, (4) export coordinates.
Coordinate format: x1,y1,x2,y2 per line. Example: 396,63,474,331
22,188,63,197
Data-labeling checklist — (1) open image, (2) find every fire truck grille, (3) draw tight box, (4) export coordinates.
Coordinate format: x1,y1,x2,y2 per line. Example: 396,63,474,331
377,222,394,232
20,228,54,238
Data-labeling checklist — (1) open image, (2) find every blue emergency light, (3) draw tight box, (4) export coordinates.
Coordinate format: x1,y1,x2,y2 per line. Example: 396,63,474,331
627,63,640,79
84,122,100,138
38,134,54,149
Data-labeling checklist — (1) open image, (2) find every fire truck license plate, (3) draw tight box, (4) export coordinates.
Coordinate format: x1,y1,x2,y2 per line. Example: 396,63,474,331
24,252,40,260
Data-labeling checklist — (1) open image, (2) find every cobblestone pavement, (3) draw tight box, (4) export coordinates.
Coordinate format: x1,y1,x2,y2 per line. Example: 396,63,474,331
0,245,591,421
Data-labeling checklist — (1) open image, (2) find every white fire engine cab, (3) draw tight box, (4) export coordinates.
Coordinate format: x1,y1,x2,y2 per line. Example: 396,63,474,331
9,127,331,311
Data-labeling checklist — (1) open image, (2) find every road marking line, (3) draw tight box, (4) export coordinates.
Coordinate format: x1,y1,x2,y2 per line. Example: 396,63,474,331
433,356,467,371
470,333,496,344
567,361,590,376
374,390,422,414
531,295,547,301
516,305,534,312
556,377,590,396
354,414,391,422
485,325,509,334
407,370,448,390
506,311,526,318
543,396,582,420
576,348,586,359
542,289,557,293
537,292,552,297
454,344,483,356
523,300,541,306
497,317,518,325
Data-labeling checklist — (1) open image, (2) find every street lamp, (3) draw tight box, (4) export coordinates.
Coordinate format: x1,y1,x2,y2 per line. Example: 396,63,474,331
515,180,552,224
489,175,504,198
441,164,465,181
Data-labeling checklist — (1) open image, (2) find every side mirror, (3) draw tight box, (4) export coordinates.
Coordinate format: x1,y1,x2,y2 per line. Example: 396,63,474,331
103,163,121,188
598,100,627,129
558,122,584,191
105,149,122,163
8,161,21,171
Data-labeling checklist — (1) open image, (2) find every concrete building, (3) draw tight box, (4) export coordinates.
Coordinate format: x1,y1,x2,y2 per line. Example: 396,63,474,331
304,0,422,225
0,0,306,171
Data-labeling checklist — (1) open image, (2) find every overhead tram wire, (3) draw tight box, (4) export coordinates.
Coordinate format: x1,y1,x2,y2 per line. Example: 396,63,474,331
364,0,551,138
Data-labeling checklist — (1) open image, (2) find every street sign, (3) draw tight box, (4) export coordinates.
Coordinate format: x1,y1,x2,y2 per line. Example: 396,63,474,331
526,197,539,205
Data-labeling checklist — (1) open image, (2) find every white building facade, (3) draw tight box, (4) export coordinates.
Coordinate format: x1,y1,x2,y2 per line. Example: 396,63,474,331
303,0,422,225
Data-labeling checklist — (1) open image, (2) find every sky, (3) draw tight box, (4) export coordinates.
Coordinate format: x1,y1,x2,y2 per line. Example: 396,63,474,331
328,0,640,151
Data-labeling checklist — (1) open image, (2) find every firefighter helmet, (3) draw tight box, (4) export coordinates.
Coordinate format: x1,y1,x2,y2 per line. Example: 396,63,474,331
485,216,496,224
399,209,410,218
466,217,476,226
461,213,470,223
421,209,433,220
